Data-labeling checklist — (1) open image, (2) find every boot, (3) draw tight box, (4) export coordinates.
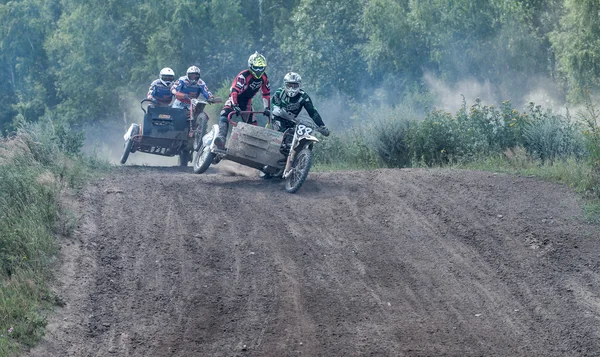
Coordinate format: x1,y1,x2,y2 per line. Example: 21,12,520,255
214,121,228,149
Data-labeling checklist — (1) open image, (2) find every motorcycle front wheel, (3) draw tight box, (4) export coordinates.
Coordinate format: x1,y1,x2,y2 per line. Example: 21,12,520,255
284,148,312,193
193,118,208,151
193,145,214,174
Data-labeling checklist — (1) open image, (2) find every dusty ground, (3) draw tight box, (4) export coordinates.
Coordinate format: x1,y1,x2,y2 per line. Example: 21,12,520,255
26,164,600,357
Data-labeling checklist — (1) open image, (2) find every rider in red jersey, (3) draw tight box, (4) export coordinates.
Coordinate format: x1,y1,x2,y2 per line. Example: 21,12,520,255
214,52,271,149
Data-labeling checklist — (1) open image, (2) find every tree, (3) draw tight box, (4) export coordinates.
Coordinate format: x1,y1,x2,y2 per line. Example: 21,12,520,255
551,0,600,101
0,0,56,133
281,0,368,97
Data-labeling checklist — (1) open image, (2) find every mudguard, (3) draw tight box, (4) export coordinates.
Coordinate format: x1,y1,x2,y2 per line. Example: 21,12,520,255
124,123,140,141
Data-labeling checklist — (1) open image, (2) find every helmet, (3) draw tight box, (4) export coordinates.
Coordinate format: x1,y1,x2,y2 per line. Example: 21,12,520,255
186,66,201,84
283,72,302,97
159,67,175,86
248,52,267,79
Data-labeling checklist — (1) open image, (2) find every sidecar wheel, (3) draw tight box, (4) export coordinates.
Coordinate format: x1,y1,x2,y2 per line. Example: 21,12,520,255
193,145,214,174
284,148,312,193
120,139,133,164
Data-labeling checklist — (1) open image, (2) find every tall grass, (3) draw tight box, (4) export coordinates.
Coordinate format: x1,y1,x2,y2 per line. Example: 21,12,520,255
0,119,105,355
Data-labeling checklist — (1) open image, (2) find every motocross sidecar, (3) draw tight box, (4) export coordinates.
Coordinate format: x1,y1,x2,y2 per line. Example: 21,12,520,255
192,110,321,193
120,98,218,166
192,111,287,176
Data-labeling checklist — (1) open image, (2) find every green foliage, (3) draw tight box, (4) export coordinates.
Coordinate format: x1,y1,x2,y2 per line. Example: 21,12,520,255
313,127,380,170
521,104,585,162
283,0,367,97
551,0,600,101
371,116,411,168
578,99,600,197
0,119,99,353
408,110,459,166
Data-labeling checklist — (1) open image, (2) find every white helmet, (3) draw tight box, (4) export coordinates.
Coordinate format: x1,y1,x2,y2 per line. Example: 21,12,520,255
159,67,175,86
283,72,302,97
186,66,201,84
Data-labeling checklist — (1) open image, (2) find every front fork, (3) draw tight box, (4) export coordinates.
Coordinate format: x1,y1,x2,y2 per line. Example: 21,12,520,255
282,134,300,179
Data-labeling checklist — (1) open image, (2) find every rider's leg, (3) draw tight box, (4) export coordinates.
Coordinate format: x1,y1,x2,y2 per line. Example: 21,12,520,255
214,114,229,149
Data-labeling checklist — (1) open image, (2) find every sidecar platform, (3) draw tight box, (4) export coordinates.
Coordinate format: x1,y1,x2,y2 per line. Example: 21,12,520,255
224,122,286,169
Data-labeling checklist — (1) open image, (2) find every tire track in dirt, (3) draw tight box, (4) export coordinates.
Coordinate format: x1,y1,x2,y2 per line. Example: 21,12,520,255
27,167,600,357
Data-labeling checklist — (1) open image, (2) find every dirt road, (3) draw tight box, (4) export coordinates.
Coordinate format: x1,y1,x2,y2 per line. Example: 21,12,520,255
27,165,600,356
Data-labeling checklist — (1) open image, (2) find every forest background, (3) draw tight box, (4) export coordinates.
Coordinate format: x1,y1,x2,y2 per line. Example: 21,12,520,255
2,0,599,131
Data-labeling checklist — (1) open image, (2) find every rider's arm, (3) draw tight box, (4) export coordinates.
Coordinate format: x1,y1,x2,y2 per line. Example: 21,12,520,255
172,79,190,103
147,80,157,100
230,72,246,106
271,88,285,112
200,81,214,100
302,93,325,127
171,79,182,95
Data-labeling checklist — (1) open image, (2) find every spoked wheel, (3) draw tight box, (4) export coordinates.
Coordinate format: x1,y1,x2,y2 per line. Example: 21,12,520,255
284,148,312,193
193,144,215,174
193,119,208,151
120,139,133,164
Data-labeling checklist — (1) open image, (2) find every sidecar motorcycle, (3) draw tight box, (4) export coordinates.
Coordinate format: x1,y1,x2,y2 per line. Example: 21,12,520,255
192,110,324,193
120,97,221,166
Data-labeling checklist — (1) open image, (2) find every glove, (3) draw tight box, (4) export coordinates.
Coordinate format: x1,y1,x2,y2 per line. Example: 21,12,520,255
318,126,330,137
233,105,241,115
263,107,271,117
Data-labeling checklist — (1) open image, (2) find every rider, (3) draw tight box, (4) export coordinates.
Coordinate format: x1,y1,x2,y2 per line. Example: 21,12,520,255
147,67,175,107
171,65,214,111
271,72,330,139
214,52,271,149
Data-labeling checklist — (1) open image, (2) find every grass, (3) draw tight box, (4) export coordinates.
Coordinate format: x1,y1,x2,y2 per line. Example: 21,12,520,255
0,119,106,356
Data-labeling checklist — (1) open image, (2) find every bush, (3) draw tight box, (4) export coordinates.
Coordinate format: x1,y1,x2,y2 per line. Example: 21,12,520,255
371,116,411,167
522,104,585,163
314,126,380,169
408,109,459,166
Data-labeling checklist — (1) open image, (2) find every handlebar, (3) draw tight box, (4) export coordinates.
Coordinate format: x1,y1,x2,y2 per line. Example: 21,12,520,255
192,97,223,105
227,110,271,127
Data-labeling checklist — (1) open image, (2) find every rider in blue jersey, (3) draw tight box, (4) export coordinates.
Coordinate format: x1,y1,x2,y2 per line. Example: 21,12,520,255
171,66,214,110
147,67,175,107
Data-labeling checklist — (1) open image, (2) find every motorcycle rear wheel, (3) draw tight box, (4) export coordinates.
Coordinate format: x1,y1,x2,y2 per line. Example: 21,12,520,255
193,145,214,174
285,148,312,193
120,139,133,164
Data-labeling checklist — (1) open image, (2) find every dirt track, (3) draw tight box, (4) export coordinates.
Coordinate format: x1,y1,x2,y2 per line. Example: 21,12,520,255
26,165,600,357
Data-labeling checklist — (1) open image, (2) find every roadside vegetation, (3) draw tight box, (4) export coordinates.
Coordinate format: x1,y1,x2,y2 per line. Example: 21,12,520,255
314,97,600,222
0,120,107,356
